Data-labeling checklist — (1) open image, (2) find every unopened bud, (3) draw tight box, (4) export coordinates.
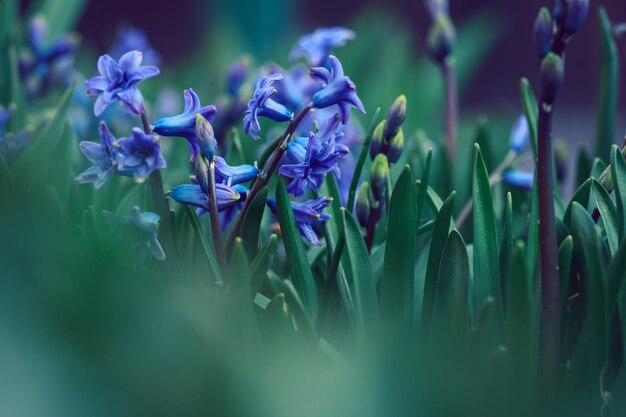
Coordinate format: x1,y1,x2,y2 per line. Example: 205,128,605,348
563,0,589,35
195,113,216,160
426,14,456,63
387,128,405,164
194,156,210,194
369,120,386,160
540,52,564,105
534,7,553,59
385,95,407,139
370,154,389,201
356,182,372,228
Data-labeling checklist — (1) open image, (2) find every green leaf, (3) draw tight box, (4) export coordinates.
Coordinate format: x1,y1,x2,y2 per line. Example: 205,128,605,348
8,44,26,131
563,178,592,227
259,293,297,354
429,229,470,349
422,191,456,337
591,179,619,255
341,208,379,335
595,7,619,162
526,173,539,288
13,84,75,172
35,0,88,38
415,149,433,228
184,205,220,282
347,107,381,211
499,192,513,298
0,0,17,45
250,234,278,294
279,279,318,349
610,145,626,240
575,146,592,188
380,166,416,335
275,177,319,317
558,235,574,307
241,187,268,259
472,144,503,336
520,78,538,158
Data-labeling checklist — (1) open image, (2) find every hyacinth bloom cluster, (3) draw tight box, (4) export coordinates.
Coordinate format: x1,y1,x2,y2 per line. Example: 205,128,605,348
152,89,217,160
75,122,166,187
279,114,349,196
290,27,355,67
103,207,165,262
244,73,293,140
267,196,332,246
86,50,159,116
19,16,79,99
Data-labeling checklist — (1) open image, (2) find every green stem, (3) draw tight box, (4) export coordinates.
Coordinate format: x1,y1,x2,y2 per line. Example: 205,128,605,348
226,105,312,250
208,160,229,281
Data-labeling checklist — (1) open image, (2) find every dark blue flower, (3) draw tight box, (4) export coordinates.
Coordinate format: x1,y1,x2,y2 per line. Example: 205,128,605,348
310,55,365,123
152,88,217,160
215,156,259,185
167,182,243,212
509,114,530,154
219,185,249,228
425,0,448,18
75,121,118,188
103,206,165,262
290,27,355,67
266,196,332,246
279,114,348,196
226,56,251,97
264,63,322,112
115,128,166,183
86,50,159,116
503,170,534,190
19,16,79,99
110,26,161,67
243,73,293,140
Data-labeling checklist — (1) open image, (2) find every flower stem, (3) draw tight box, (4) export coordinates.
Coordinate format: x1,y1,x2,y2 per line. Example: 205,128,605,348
141,111,176,263
455,150,517,229
226,105,312,250
536,102,560,407
443,57,458,161
208,160,229,282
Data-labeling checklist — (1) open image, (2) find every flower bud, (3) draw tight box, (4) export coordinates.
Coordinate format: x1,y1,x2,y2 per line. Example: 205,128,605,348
540,52,564,105
370,154,389,201
226,56,250,97
356,182,372,228
195,113,216,160
387,128,404,164
534,7,553,59
369,120,386,159
426,14,456,63
509,114,529,154
194,156,210,194
385,95,407,139
563,0,589,35
503,170,534,190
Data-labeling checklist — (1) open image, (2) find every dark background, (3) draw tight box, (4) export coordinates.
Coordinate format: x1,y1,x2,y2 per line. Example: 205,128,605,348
74,0,626,111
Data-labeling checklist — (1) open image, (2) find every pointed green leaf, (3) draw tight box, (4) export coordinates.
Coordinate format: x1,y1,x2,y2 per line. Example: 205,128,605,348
595,7,618,162
500,192,513,297
380,166,416,334
610,145,626,239
184,205,220,282
558,235,574,306
472,144,503,335
250,234,278,294
591,179,619,255
520,78,538,157
275,177,318,317
241,186,268,259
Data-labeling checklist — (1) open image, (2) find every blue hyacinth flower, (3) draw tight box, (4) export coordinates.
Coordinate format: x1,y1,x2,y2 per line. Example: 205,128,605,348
115,128,167,183
503,170,534,190
243,73,293,140
167,182,244,212
75,121,119,188
110,26,161,67
86,50,159,116
266,196,332,246
279,114,349,196
310,55,365,124
290,27,355,67
152,89,217,160
215,156,259,185
103,207,165,262
509,114,530,154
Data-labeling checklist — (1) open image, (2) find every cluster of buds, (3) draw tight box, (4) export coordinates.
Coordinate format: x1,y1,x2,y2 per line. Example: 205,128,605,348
533,0,589,105
357,95,407,232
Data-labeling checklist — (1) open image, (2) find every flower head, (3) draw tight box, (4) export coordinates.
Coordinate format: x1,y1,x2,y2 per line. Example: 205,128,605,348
215,156,260,185
103,206,165,262
152,89,217,160
266,196,332,246
503,170,534,190
243,73,293,140
86,50,159,116
114,128,166,183
310,55,365,123
74,121,118,188
290,27,355,67
167,183,243,212
110,26,161,66
509,114,530,154
279,114,349,196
